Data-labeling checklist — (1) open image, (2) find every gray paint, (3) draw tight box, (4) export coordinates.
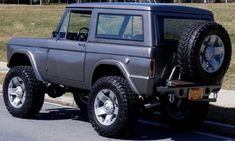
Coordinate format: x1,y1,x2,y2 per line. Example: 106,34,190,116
6,3,214,96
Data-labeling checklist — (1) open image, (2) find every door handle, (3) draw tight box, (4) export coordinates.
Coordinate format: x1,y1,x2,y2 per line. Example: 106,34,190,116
78,43,86,47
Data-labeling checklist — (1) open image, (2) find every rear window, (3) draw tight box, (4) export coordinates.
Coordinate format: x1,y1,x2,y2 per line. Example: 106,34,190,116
158,17,206,41
96,14,144,41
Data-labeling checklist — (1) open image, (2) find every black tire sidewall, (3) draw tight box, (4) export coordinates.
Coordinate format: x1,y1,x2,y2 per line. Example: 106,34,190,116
73,91,89,112
3,66,45,118
3,67,32,117
193,28,231,82
160,95,209,127
88,79,124,132
177,22,231,83
88,76,138,137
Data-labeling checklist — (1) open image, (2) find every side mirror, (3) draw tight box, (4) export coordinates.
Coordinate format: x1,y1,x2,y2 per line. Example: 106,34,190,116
52,31,58,38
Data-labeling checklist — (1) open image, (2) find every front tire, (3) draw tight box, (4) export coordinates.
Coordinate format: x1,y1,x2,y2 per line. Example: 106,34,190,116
88,76,139,138
3,66,45,118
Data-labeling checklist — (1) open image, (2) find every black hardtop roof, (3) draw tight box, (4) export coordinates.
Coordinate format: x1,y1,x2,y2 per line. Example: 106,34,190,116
67,3,212,15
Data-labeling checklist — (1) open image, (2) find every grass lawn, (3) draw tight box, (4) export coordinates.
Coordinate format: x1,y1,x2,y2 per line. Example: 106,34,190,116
0,4,235,89
0,5,65,61
0,73,6,84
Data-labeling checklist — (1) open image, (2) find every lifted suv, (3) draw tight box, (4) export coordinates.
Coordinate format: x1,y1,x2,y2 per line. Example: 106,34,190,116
3,3,231,138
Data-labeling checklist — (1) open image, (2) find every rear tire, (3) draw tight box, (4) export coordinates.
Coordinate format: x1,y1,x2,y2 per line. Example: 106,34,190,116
73,91,89,112
3,66,45,118
160,96,209,128
88,76,139,138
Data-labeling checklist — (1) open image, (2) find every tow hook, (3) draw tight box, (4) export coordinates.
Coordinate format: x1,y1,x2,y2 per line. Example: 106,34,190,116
210,91,218,99
168,93,175,103
214,91,218,99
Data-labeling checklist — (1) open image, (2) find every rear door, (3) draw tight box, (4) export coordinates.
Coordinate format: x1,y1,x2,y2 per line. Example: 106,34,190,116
46,9,91,86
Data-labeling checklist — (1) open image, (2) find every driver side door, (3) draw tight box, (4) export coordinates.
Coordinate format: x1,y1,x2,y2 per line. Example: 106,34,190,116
46,10,91,87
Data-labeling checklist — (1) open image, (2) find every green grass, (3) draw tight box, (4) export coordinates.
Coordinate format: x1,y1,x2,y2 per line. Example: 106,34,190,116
0,5,65,61
0,41,6,61
189,4,235,44
0,4,235,89
0,73,6,84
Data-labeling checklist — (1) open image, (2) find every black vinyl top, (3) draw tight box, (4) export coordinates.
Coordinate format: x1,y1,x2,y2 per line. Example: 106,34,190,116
67,3,213,15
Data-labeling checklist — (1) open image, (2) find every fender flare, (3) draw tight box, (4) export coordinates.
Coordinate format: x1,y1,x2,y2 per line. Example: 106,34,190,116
9,50,44,81
91,59,140,95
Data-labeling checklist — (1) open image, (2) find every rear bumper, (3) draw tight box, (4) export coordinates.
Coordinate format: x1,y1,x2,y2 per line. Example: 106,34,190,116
156,80,221,102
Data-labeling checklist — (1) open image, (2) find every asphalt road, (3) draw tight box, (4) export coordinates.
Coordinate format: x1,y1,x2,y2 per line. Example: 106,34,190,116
0,96,234,141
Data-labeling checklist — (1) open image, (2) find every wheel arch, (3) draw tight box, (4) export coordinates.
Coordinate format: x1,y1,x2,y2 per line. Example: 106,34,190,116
91,60,139,95
8,51,43,81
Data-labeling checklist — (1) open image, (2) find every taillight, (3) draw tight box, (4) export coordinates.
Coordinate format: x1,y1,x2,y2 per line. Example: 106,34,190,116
149,59,155,78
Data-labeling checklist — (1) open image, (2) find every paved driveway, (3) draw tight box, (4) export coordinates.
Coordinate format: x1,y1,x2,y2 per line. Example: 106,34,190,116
0,96,234,141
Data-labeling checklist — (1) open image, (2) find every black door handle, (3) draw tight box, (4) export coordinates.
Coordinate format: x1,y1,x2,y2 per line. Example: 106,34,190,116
78,43,85,47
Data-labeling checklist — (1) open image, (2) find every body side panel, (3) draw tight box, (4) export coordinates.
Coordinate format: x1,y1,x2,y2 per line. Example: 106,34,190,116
84,8,155,95
84,52,154,95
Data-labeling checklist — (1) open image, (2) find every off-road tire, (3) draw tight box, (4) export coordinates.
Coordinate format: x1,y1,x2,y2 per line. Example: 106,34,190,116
88,76,139,138
73,91,89,112
3,66,45,118
160,96,209,128
177,22,231,83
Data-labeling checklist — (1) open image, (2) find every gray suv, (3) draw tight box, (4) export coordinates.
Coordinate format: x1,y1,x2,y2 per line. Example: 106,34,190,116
3,3,231,138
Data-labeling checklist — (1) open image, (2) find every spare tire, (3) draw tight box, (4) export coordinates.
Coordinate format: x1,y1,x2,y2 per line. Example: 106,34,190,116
177,22,231,83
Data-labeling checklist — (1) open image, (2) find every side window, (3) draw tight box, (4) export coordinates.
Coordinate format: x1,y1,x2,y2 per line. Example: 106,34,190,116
158,17,206,41
58,12,70,39
96,14,144,41
58,10,91,41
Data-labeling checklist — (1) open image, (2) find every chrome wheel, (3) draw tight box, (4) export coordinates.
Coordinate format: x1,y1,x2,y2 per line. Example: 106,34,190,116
8,76,26,108
200,35,225,73
94,89,119,126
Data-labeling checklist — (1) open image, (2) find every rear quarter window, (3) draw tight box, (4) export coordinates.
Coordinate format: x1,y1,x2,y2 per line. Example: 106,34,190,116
158,17,206,41
96,14,144,41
